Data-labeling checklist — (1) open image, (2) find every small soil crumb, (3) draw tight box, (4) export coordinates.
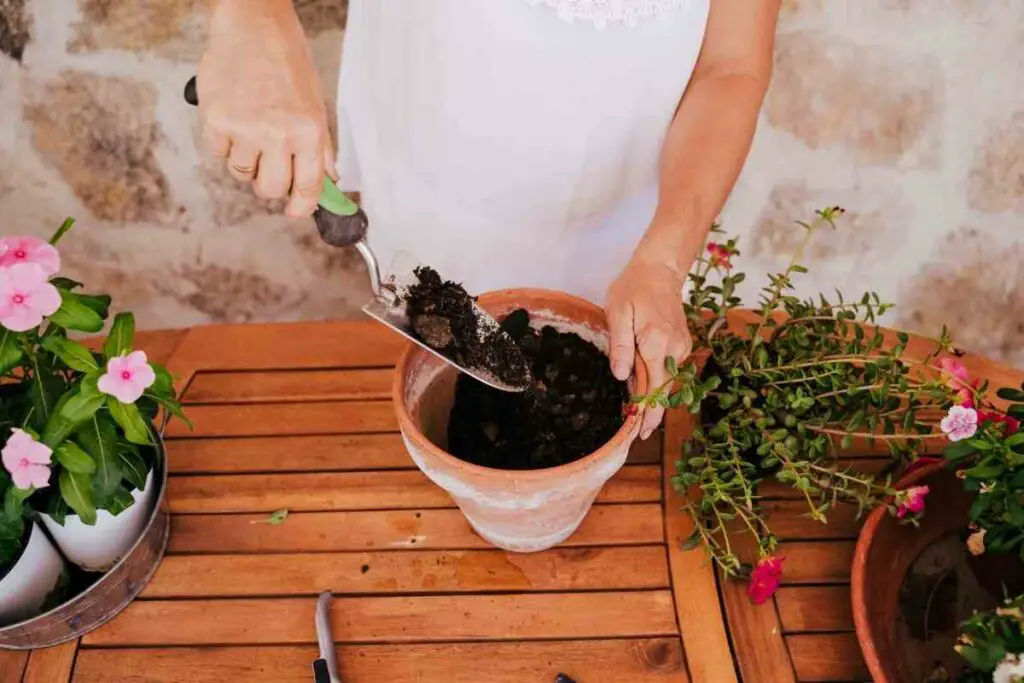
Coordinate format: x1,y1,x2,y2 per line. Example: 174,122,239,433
898,532,1001,682
447,309,628,470
405,267,530,387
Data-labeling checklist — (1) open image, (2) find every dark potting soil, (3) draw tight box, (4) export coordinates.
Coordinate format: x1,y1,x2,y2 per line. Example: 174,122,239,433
897,532,1013,682
446,309,628,470
404,267,530,387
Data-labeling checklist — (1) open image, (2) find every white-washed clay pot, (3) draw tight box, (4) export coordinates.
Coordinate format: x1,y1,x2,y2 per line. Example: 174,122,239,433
0,522,67,626
41,470,156,572
394,288,648,553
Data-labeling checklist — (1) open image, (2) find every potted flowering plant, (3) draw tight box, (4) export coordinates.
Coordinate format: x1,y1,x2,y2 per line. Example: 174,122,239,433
0,219,188,572
0,463,66,625
632,208,963,603
852,371,1024,682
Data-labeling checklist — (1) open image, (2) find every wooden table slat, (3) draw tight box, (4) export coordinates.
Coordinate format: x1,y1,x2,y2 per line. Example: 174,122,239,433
73,639,690,683
82,592,680,647
776,586,854,633
20,641,77,683
166,400,398,438
143,546,671,598
183,368,393,404
168,503,665,554
0,652,27,683
787,633,870,682
778,542,855,585
766,501,863,541
166,464,662,514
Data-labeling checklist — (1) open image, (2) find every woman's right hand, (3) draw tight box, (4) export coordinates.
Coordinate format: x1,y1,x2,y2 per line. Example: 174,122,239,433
198,0,335,218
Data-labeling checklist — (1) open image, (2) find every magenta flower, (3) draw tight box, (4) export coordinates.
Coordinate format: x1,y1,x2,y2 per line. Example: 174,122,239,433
979,410,1021,435
747,555,785,605
896,485,930,520
940,405,979,442
937,357,975,407
0,236,60,276
706,242,733,270
0,262,62,332
2,428,53,490
98,351,156,404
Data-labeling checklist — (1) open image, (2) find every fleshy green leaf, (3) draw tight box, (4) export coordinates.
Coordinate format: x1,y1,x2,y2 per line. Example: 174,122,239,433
75,415,121,508
104,488,135,517
117,444,149,491
48,291,104,333
40,336,100,373
78,294,111,320
107,398,153,445
0,328,23,375
251,509,289,525
103,312,135,359
54,441,96,474
59,469,97,526
149,365,175,398
41,383,105,448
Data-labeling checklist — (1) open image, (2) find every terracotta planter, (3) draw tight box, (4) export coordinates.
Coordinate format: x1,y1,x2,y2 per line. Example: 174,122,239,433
393,288,647,552
852,463,973,683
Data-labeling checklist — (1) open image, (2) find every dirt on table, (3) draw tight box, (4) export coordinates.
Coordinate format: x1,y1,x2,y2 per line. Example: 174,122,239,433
404,266,530,387
446,309,628,470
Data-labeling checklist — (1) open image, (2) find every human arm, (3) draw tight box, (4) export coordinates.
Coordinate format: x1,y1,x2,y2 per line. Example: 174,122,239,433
197,0,336,218
606,0,782,439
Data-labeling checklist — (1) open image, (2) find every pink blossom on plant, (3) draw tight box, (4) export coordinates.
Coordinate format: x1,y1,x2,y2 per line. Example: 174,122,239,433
896,485,930,519
0,262,62,332
98,351,156,404
747,555,785,605
936,357,975,407
979,410,1021,434
1,428,52,490
0,236,60,275
706,242,732,270
940,405,979,442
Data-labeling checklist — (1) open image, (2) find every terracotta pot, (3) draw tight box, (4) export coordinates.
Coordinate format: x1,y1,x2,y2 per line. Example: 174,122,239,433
852,463,973,683
393,288,647,552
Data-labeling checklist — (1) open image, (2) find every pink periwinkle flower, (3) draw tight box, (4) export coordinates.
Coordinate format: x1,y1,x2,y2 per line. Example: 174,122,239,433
0,262,62,332
896,485,930,520
1,428,52,490
747,556,785,605
936,357,975,407
706,242,733,270
0,236,60,276
940,405,979,442
98,351,156,404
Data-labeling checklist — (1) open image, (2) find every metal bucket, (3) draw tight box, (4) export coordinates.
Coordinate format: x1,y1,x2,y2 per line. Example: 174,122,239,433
0,436,169,649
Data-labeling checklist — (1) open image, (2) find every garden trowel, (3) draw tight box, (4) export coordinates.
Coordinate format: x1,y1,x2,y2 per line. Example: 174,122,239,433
182,77,529,392
313,591,341,683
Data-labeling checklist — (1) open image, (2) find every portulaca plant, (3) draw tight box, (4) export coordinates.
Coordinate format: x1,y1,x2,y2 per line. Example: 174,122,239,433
0,219,188,532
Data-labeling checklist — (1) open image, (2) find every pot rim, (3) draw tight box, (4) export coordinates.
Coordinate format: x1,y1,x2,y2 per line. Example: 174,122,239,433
392,287,650,482
851,460,947,683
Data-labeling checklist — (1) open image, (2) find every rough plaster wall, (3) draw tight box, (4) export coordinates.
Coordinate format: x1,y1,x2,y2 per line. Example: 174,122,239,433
0,0,1020,365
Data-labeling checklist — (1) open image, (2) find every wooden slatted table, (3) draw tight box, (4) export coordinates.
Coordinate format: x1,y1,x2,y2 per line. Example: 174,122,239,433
2,321,1020,682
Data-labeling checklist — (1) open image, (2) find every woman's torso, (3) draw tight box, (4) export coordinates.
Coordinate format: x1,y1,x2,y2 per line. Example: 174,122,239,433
336,0,710,303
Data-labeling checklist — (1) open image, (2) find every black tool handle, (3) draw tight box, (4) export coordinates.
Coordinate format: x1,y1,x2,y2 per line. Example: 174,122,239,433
184,76,198,106
312,658,331,683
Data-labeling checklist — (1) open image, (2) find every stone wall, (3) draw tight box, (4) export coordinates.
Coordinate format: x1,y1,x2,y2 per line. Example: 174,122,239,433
0,0,1021,365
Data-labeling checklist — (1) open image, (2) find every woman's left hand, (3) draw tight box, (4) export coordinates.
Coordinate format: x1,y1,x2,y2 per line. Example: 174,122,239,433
606,254,693,441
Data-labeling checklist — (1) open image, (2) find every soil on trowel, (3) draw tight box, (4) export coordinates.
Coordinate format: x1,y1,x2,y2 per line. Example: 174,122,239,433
447,309,628,470
897,532,1003,682
404,267,530,387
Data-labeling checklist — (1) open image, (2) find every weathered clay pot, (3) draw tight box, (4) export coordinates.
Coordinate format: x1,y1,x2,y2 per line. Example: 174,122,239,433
393,288,647,552
852,463,972,683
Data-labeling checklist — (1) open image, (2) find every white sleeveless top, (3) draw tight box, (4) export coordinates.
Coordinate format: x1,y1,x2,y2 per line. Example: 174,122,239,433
335,0,710,305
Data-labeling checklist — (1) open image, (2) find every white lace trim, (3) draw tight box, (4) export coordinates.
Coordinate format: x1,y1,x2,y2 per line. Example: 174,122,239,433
523,0,689,29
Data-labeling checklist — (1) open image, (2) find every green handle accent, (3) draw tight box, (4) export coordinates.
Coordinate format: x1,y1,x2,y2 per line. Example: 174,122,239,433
318,176,359,216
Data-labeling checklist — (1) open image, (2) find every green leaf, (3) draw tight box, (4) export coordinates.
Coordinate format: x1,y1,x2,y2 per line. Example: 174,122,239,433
996,387,1024,402
665,355,678,376
107,398,153,445
54,441,96,474
104,488,135,517
48,217,75,245
103,312,135,359
49,277,83,291
0,329,23,375
48,290,104,333
77,294,111,320
29,354,65,426
59,469,96,526
1008,404,1024,420
251,508,289,525
117,444,149,491
75,415,121,508
680,529,703,551
150,365,175,397
943,440,977,462
40,336,100,373
41,384,105,448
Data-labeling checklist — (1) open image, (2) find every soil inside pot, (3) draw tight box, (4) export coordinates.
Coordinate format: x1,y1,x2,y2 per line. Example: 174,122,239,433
897,532,1022,682
404,267,531,387
446,309,628,470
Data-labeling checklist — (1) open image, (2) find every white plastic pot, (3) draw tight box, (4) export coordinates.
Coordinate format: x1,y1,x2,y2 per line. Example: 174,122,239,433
41,470,156,572
0,522,67,626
